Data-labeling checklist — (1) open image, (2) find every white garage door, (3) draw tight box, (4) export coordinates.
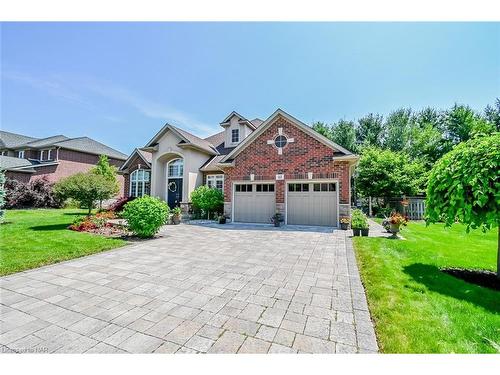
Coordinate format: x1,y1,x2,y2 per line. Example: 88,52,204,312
287,182,338,227
233,183,275,223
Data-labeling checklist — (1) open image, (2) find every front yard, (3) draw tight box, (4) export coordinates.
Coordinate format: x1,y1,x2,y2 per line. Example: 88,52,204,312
0,209,127,276
353,221,499,353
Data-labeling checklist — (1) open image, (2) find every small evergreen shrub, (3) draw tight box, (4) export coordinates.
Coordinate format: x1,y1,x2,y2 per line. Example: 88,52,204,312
122,196,169,238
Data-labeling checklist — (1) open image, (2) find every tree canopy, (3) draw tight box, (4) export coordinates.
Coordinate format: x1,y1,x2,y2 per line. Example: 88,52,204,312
54,172,118,214
426,133,500,277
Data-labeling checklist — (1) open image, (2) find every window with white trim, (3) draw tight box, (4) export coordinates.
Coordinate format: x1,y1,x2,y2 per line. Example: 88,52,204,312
231,129,239,143
40,149,53,161
17,150,25,159
130,169,151,197
167,158,184,177
206,174,224,191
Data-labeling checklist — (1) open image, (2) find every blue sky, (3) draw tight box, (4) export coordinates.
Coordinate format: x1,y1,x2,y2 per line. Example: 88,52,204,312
1,22,499,155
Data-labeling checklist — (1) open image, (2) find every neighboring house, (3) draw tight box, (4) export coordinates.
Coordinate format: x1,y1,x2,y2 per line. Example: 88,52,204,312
122,109,358,227
0,130,128,193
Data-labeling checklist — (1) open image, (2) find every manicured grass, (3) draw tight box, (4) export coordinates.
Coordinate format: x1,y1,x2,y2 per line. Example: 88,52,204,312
353,221,499,353
0,209,127,276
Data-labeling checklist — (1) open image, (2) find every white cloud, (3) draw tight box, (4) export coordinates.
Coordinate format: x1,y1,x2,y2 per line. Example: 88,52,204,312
3,70,217,137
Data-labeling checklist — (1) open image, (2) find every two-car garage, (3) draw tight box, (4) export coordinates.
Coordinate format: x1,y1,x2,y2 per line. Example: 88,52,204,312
232,181,338,227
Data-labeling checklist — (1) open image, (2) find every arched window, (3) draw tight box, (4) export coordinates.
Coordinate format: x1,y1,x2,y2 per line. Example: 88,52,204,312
130,169,151,197
167,158,184,177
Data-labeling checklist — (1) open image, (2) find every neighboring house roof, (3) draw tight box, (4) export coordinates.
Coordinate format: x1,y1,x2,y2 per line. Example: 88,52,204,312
23,135,69,148
52,137,128,160
120,148,152,171
0,155,36,173
144,123,218,155
0,131,38,149
250,118,264,128
0,131,128,160
220,109,358,163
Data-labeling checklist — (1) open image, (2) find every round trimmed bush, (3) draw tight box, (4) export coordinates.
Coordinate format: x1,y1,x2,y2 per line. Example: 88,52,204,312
122,196,169,238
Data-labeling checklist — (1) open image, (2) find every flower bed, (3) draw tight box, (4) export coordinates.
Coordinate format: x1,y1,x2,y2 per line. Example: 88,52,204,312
68,211,130,237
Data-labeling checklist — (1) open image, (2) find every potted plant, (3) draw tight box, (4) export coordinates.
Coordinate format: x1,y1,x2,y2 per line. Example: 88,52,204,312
388,212,408,238
271,212,283,227
171,207,182,225
351,209,368,237
218,215,226,224
361,221,370,236
340,217,350,230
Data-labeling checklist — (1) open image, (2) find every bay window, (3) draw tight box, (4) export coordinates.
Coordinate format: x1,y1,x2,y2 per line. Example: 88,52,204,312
130,169,151,197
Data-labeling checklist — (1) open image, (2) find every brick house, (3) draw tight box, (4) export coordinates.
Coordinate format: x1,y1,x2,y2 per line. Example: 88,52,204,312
0,131,127,193
122,109,358,227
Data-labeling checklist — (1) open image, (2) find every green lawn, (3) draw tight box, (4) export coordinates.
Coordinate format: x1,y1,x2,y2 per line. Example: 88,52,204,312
353,221,499,353
0,209,127,276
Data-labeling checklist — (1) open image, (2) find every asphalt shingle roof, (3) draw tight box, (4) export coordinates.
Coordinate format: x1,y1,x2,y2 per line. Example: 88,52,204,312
52,137,128,160
0,155,36,172
0,131,38,149
24,135,69,148
170,125,218,155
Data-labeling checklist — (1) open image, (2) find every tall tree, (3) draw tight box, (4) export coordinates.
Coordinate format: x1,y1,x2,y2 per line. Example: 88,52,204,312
405,107,446,167
356,113,384,148
312,121,332,139
331,119,357,153
384,108,413,152
484,98,500,131
442,104,489,146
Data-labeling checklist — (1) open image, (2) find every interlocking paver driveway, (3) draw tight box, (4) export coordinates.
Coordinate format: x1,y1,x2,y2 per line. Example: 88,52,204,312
0,223,378,354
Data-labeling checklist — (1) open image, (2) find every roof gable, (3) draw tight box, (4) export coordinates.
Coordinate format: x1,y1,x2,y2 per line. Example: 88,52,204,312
145,123,218,155
119,148,152,171
220,109,356,163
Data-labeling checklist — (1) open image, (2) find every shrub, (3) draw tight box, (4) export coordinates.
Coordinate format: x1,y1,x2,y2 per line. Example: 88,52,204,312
53,172,118,214
5,177,62,209
190,185,224,219
122,196,169,238
351,209,369,229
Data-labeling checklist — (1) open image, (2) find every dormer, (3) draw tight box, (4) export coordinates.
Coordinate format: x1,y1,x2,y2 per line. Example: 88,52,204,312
220,111,257,148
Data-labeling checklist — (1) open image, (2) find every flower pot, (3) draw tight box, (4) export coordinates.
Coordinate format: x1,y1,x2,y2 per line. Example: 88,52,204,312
389,223,400,238
218,217,226,224
352,228,361,236
172,215,181,225
361,228,369,236
274,220,280,227
340,223,349,231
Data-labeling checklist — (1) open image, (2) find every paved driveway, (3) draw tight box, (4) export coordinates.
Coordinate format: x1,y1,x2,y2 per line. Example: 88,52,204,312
1,223,377,354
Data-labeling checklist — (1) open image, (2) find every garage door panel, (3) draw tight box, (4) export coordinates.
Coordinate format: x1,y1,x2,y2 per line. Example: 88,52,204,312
234,184,275,223
287,183,338,227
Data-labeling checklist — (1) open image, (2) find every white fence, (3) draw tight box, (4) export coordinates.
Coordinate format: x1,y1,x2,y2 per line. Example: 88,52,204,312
405,198,426,220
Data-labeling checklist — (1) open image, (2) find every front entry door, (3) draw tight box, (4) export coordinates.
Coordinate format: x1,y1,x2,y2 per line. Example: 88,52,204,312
167,178,183,208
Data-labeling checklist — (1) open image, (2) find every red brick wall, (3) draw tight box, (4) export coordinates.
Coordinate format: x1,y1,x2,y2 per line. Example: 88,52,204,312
6,148,125,196
223,114,351,204
122,154,150,197
5,171,32,184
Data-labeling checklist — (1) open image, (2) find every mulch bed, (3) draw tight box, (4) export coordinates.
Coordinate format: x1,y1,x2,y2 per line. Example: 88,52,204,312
441,268,500,291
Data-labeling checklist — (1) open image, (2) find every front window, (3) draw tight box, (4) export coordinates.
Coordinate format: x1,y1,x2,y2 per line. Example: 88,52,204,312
206,174,224,191
231,129,239,143
130,169,151,197
17,150,25,159
41,149,53,161
168,158,184,177
274,135,288,148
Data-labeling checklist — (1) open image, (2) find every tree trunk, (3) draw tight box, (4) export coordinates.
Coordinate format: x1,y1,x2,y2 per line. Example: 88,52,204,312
368,197,372,217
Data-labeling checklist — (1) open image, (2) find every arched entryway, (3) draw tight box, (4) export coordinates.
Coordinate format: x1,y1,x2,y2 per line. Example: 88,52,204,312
166,158,183,208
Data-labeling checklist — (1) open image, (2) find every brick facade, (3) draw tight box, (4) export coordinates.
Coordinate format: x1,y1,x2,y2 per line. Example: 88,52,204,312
222,114,351,217
6,149,125,195
5,171,32,184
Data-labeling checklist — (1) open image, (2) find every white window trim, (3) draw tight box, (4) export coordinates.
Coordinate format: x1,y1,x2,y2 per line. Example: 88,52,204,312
17,150,25,159
206,174,224,191
167,158,184,178
129,169,151,197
